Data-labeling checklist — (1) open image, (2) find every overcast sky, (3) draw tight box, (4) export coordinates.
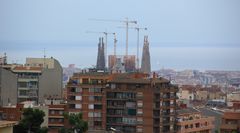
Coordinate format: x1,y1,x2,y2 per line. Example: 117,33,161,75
0,0,240,71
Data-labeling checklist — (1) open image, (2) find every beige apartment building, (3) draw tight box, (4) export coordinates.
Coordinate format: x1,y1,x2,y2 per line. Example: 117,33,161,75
0,57,62,105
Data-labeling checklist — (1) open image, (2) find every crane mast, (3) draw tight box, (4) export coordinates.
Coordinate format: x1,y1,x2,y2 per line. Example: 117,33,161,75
89,18,137,56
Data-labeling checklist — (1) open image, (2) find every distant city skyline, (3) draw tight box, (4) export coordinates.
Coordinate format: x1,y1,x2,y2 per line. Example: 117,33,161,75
0,0,240,71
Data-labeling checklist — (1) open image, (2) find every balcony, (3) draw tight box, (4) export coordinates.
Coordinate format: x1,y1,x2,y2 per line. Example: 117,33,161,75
177,125,214,133
18,76,38,82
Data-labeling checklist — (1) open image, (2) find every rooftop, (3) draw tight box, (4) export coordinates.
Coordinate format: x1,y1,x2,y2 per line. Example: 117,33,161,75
222,111,240,119
12,66,42,72
177,107,200,115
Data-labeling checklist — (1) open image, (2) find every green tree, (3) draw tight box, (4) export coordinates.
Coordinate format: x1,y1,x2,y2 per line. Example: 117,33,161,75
14,108,46,133
64,113,88,133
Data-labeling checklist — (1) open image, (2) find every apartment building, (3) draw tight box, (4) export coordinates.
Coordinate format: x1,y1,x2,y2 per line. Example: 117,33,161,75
0,100,68,133
0,104,23,121
0,57,62,105
176,107,214,133
48,104,67,133
220,110,240,133
0,67,18,106
66,72,178,133
67,72,109,132
106,74,178,133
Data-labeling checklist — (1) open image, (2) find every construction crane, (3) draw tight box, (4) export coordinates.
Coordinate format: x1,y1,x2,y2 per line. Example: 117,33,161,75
117,26,147,70
86,31,116,67
113,33,117,56
89,18,137,56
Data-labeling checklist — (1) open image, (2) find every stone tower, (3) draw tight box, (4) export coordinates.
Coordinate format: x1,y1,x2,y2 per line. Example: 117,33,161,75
141,36,151,73
96,37,105,70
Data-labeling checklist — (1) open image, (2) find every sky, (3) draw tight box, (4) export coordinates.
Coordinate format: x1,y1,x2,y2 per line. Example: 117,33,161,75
0,0,240,71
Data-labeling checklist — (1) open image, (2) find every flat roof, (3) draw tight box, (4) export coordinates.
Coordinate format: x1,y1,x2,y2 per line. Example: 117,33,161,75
177,107,200,115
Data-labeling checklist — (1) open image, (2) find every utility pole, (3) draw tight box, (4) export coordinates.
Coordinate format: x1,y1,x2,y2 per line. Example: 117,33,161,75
88,18,137,56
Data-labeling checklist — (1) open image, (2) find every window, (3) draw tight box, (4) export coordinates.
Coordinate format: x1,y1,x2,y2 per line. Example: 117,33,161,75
94,112,101,117
137,109,143,115
69,104,75,109
75,87,82,92
50,110,55,115
95,96,102,101
137,117,143,124
18,82,27,88
128,109,136,115
58,118,64,122
89,96,94,101
190,124,193,128
89,88,101,93
94,88,102,93
88,112,94,117
88,104,94,109
126,102,136,108
137,92,143,98
49,118,54,122
137,101,143,107
91,79,98,84
89,88,94,92
82,78,89,84
94,121,102,126
59,111,63,115
75,104,82,109
111,84,116,89
75,96,82,100
94,104,102,109
19,90,28,96
122,117,136,124
137,127,143,132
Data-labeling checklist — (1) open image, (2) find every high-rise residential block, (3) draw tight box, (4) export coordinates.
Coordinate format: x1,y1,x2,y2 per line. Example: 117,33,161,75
66,72,178,133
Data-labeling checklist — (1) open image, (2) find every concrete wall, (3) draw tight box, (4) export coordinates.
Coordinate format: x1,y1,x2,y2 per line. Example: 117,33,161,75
26,58,55,69
0,68,17,106
34,106,49,128
39,59,62,103
0,126,13,133
227,92,240,101
195,90,208,100
181,90,194,100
